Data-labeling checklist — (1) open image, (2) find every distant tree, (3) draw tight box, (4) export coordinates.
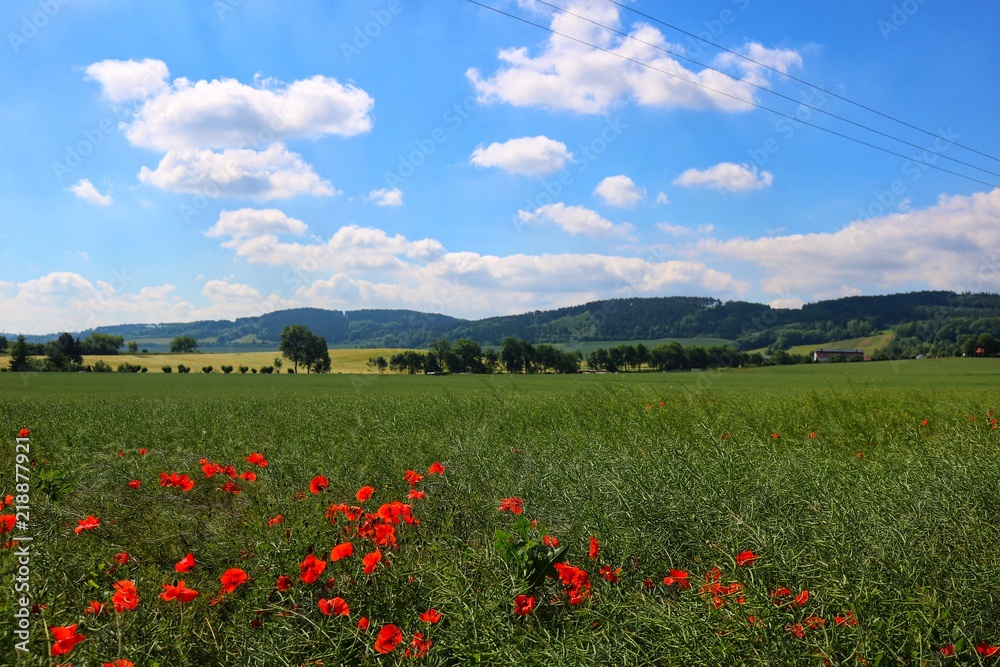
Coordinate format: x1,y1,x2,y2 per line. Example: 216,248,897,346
239,366,249,374
92,359,113,373
279,325,312,373
303,334,331,374
127,341,139,354
169,335,199,354
453,338,484,373
635,343,649,372
0,335,7,353
45,332,83,371
9,334,30,372
201,366,213,374
500,337,534,374
82,333,124,355
176,364,190,374
273,357,283,370
221,365,234,374
162,365,172,373
367,356,388,373
978,333,999,356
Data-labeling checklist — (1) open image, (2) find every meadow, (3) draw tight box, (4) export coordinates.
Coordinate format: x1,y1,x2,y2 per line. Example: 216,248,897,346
0,359,998,665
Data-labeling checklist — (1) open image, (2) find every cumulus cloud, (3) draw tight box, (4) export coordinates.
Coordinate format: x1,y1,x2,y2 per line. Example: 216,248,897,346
470,136,573,176
699,188,1000,299
84,59,375,151
68,179,113,206
365,187,403,207
138,144,336,200
84,58,170,103
518,203,636,239
468,1,800,114
594,175,645,207
206,209,308,239
657,222,715,238
673,162,773,191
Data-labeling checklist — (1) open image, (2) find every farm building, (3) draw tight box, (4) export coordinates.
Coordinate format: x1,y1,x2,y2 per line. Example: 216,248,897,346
812,348,865,362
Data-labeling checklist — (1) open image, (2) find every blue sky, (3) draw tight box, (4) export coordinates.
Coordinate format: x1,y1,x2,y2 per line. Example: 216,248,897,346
2,0,999,334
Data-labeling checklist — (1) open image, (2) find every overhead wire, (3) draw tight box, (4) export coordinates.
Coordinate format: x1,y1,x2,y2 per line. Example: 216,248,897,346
465,0,1000,189
604,0,1000,165
534,0,1000,180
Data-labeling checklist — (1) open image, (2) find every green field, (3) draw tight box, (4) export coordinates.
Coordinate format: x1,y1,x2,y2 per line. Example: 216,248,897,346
784,331,895,357
1,359,998,665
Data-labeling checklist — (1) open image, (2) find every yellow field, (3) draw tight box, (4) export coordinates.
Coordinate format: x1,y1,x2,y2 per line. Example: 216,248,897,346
82,348,418,374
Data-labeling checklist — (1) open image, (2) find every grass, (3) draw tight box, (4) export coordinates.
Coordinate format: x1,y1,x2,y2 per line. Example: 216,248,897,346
1,360,999,665
783,331,895,357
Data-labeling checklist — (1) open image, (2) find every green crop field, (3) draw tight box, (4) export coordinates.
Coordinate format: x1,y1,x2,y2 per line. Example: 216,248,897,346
1,359,998,665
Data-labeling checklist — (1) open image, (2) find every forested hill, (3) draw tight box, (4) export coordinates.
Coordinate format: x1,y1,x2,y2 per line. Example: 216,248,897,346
14,291,1000,355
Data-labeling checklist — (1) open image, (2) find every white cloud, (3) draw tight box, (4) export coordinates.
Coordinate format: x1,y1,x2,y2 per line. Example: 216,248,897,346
138,144,336,200
469,136,573,176
699,188,1000,299
206,209,308,239
68,179,113,206
657,222,714,238
201,279,298,319
518,203,636,239
716,43,803,87
366,187,403,207
88,61,376,151
84,58,170,103
594,175,645,207
468,2,800,114
673,162,773,191
769,298,805,310
656,192,670,205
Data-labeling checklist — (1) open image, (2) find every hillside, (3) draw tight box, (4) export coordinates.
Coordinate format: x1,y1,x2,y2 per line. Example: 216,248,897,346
8,291,1000,356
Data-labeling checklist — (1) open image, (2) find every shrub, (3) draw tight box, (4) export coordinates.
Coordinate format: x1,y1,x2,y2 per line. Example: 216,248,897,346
221,365,233,374
93,360,112,373
162,365,172,373
251,368,257,374
176,364,190,374
117,362,142,373
287,368,295,374
259,366,273,374
141,367,148,373
202,366,214,374
239,366,249,374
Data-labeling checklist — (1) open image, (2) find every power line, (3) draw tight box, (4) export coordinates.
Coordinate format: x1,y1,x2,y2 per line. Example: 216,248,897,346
535,0,1000,180
465,0,1000,189
604,0,1000,165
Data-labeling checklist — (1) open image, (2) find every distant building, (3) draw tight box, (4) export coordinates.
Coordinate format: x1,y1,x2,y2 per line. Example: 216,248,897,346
812,348,865,362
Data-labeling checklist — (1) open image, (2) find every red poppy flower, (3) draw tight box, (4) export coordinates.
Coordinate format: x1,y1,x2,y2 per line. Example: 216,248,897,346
299,553,327,584
175,553,196,573
921,419,929,427
356,486,374,502
357,616,370,631
663,569,691,590
239,471,257,482
498,497,524,514
0,515,15,533
408,489,425,500
978,643,1000,658
804,616,825,629
734,550,758,567
834,611,857,626
588,535,600,559
542,535,559,547
113,552,130,565
705,566,721,583
405,632,433,658
793,589,809,606
220,568,248,594
111,580,139,612
329,542,354,562
770,586,792,602
324,596,350,617
127,479,141,489
83,600,105,615
118,450,125,458
786,623,805,639
75,515,100,533
160,580,199,603
220,480,242,494
309,476,329,493
374,624,404,654
770,433,780,440
2,494,12,507
553,562,591,604
138,448,147,455
809,432,817,439
267,514,283,527
403,469,424,487
362,548,382,574
50,624,85,656
276,575,293,591
18,428,29,438
420,608,442,624
104,661,135,667
940,645,956,657
245,452,269,467
600,565,621,583
428,461,445,475
513,594,536,616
